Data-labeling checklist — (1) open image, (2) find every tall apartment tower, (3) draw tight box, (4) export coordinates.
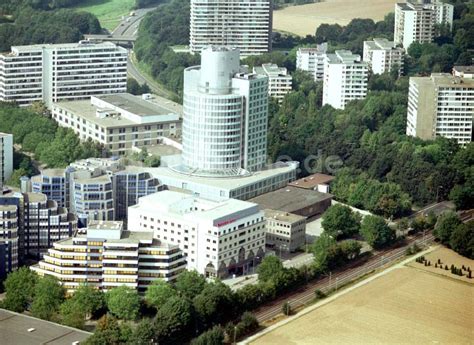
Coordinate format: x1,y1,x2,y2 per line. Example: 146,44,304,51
0,203,19,279
406,73,473,145
0,133,13,188
190,0,272,56
323,50,368,110
394,0,454,48
296,43,328,81
0,41,127,107
363,38,405,75
180,47,269,176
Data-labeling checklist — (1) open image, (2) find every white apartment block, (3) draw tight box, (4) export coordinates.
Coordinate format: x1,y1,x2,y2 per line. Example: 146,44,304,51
363,38,405,75
32,221,186,293
453,66,474,79
296,43,328,81
0,41,127,107
181,47,268,175
264,209,306,253
0,133,13,188
190,0,272,56
323,50,368,110
394,0,454,49
52,93,181,155
253,64,292,102
128,190,266,278
407,73,474,145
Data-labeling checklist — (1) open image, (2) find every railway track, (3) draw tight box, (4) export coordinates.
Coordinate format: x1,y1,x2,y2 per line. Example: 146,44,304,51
254,232,436,322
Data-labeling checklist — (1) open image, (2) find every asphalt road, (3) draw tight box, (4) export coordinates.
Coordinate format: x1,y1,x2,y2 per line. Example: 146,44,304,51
111,8,154,38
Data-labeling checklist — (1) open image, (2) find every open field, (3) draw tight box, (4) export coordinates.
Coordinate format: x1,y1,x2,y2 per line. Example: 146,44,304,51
250,267,473,345
408,246,474,283
74,0,135,31
273,0,399,36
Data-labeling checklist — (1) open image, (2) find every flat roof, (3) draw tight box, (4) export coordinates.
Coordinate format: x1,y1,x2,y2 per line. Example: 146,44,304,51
453,65,474,73
264,209,306,223
249,186,332,213
411,73,474,87
0,309,91,345
89,220,123,231
144,162,298,190
289,173,335,189
94,93,181,117
11,41,120,52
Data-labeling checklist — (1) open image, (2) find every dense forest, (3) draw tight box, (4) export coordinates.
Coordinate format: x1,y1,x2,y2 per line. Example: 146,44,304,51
0,102,104,183
0,0,101,51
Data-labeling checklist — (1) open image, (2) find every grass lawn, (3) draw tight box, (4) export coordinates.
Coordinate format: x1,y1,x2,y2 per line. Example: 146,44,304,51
74,0,135,31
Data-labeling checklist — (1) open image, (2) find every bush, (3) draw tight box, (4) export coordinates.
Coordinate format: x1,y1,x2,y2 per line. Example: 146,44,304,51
282,301,291,316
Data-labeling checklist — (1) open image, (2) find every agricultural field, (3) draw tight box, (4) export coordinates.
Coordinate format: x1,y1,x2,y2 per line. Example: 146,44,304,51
273,0,399,36
408,246,474,283
250,265,473,344
74,0,135,31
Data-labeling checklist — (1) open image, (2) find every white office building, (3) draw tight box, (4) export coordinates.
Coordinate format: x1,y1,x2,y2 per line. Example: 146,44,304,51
394,0,454,48
32,221,186,293
253,64,292,102
190,0,272,56
52,93,181,155
296,43,328,81
264,209,306,253
323,50,368,110
406,73,474,145
0,41,127,107
0,133,13,188
363,38,404,75
180,47,268,175
128,190,266,278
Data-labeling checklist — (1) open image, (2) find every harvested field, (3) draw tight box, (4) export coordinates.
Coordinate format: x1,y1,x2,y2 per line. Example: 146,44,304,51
273,0,399,36
408,246,474,283
250,267,473,345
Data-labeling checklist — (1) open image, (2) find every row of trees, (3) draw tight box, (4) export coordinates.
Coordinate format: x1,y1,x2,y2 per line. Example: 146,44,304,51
1,269,261,345
434,213,474,259
0,102,104,181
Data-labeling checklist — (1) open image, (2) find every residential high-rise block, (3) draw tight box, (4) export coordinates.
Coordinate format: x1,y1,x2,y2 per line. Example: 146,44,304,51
253,64,292,103
0,41,127,107
31,158,163,226
31,221,186,293
0,133,13,188
0,189,77,279
363,38,405,75
296,43,328,81
180,47,268,175
394,0,454,49
128,190,266,278
190,0,272,56
323,50,368,110
406,73,473,145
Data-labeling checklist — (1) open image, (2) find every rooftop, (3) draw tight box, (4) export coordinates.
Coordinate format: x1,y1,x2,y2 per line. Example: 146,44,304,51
264,209,306,223
327,50,366,65
254,64,290,78
411,73,474,87
89,220,123,231
298,43,328,54
289,173,335,189
365,38,399,50
11,41,121,53
0,309,90,345
249,186,333,213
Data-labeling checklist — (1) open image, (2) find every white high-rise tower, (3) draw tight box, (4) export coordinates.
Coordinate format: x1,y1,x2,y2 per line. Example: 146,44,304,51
190,0,272,56
180,47,269,176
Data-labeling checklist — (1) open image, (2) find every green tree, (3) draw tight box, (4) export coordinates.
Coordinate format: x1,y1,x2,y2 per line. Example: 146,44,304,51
31,275,65,321
145,280,177,310
154,296,194,345
130,319,155,345
106,286,140,321
2,267,38,312
193,281,235,328
321,204,361,239
73,284,105,318
256,255,284,282
85,314,121,345
360,215,396,249
191,325,225,345
60,299,85,329
174,270,207,299
311,232,337,271
434,211,462,244
449,221,474,259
